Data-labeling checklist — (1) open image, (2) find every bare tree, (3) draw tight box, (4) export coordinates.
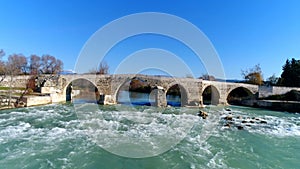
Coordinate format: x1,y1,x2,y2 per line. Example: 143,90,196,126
53,59,63,74
41,55,55,74
29,54,41,75
98,61,109,74
88,67,98,74
7,54,28,75
200,74,216,81
6,55,22,108
40,55,63,74
89,61,109,74
0,51,64,108
0,49,6,82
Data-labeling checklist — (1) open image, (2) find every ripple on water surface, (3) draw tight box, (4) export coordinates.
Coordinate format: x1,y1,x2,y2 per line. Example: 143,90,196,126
0,104,299,169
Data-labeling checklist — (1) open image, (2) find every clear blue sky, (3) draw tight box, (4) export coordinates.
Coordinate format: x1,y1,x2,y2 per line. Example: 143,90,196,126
0,0,299,79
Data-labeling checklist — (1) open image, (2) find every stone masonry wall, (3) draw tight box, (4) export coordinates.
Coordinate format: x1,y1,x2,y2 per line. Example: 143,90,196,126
258,86,300,98
0,75,32,88
36,74,300,106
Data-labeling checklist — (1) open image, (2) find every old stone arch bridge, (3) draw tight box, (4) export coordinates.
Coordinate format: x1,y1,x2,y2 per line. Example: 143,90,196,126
38,74,299,107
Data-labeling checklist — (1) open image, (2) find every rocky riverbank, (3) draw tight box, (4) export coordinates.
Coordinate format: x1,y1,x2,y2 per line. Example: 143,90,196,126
0,94,52,109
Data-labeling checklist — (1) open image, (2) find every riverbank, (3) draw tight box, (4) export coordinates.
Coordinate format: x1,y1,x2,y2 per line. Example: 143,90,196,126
240,99,300,113
255,100,300,113
0,94,52,110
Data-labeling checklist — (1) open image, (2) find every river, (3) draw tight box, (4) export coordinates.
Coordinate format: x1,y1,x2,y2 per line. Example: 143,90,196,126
0,92,299,168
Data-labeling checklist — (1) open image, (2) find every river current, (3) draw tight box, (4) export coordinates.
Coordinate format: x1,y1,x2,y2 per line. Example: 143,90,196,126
0,102,299,169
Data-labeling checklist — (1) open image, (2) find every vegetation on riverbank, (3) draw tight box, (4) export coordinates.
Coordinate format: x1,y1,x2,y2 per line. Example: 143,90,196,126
240,58,300,87
0,87,26,90
277,58,300,87
0,49,64,109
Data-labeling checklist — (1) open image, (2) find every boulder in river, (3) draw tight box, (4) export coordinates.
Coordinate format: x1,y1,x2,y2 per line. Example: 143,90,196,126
225,108,232,111
237,126,244,130
260,120,267,124
224,123,231,128
236,116,242,119
198,110,208,119
224,116,233,121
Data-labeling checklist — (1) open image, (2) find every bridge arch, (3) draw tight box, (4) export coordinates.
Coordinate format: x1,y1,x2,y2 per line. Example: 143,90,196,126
166,83,188,106
227,87,255,105
64,78,100,103
114,79,131,104
114,76,156,106
202,85,220,105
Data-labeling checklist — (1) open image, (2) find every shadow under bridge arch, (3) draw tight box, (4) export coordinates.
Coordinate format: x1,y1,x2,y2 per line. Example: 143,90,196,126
115,77,155,106
65,78,103,104
166,83,188,107
227,87,255,106
202,85,220,105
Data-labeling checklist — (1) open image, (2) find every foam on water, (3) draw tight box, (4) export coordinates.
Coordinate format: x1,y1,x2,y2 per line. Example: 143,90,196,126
75,105,199,158
0,104,299,168
219,108,300,137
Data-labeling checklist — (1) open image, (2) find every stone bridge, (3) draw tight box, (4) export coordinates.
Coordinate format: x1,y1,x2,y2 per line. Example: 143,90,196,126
38,74,300,107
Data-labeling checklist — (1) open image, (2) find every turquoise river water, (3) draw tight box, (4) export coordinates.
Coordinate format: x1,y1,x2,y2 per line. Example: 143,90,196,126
0,102,299,169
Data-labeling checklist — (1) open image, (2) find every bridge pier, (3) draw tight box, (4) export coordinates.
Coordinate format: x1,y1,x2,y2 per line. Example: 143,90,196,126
151,86,167,107
219,97,228,105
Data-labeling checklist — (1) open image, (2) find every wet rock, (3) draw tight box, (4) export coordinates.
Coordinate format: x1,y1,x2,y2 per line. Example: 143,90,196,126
241,120,247,123
237,126,244,130
225,108,231,111
224,123,231,128
260,120,267,124
246,124,251,127
198,110,208,119
250,120,255,123
228,121,234,124
224,116,233,121
236,116,242,119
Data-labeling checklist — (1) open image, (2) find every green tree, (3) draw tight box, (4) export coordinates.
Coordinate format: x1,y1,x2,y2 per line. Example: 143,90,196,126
241,64,264,85
266,74,279,86
278,58,300,87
